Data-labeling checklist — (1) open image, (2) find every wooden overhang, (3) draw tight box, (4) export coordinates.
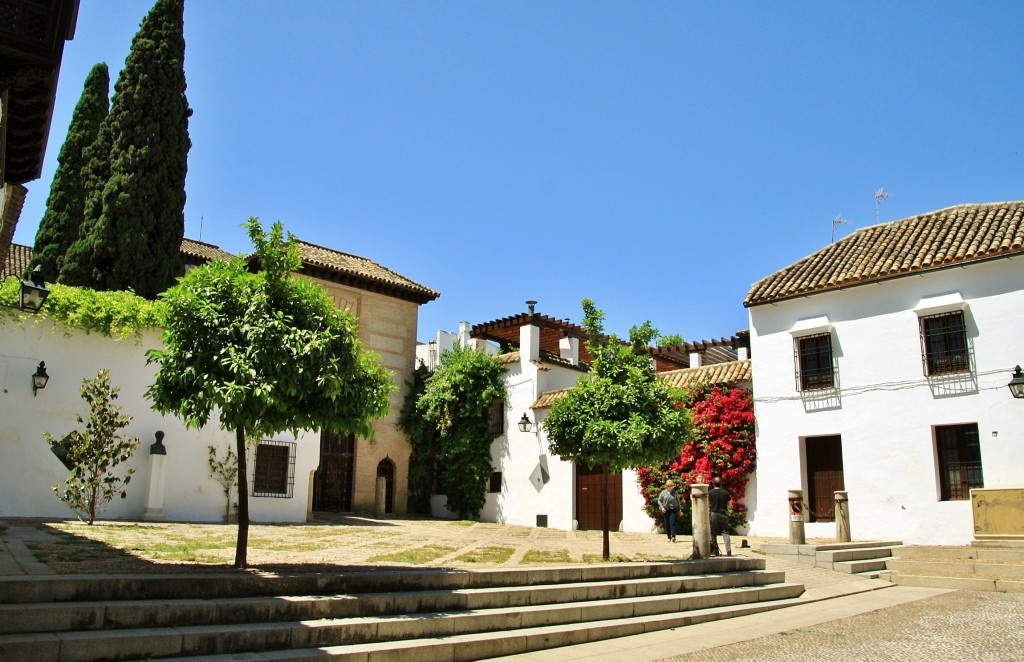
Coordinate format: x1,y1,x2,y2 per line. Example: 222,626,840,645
471,312,595,365
643,331,751,371
1,0,81,184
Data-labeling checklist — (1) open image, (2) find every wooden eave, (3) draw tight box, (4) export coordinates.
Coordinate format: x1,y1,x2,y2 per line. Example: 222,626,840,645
471,313,595,364
298,262,439,305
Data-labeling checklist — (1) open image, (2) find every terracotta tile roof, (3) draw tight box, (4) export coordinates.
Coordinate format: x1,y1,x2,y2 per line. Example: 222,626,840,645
1,242,32,280
658,359,752,390
180,238,234,264
745,201,1024,307
531,359,752,409
292,240,439,304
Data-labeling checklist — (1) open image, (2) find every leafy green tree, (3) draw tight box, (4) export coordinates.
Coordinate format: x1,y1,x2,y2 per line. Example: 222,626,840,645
417,344,506,519
31,63,109,281
544,299,691,559
61,0,191,298
398,364,441,514
146,218,393,568
44,370,141,524
657,333,686,347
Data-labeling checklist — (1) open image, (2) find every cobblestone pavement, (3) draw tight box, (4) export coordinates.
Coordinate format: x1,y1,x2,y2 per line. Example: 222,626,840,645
661,590,1024,662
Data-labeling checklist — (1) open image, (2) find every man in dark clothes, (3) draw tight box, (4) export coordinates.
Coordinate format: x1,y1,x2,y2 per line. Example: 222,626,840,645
709,476,731,556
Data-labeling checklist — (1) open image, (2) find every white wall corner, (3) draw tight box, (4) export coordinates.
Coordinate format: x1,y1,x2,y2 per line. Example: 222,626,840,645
559,336,579,366
521,324,541,367
458,321,472,347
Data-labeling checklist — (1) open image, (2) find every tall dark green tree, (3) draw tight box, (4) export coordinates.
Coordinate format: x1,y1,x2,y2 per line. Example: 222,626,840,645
31,63,109,282
61,0,191,298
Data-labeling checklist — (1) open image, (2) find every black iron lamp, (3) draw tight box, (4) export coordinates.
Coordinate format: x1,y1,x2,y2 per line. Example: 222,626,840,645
32,361,49,396
1009,365,1024,399
518,413,533,433
19,266,50,314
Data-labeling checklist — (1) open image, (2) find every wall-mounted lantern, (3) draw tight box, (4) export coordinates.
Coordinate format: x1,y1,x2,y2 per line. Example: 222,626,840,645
1008,365,1024,399
518,413,533,433
32,361,49,396
20,266,50,314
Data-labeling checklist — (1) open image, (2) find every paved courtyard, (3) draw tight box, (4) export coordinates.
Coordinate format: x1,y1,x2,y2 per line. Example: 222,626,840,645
2,516,1021,660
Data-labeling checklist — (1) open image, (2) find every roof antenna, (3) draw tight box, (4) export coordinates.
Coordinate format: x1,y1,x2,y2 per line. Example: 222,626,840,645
831,214,848,243
525,300,537,315
874,187,892,224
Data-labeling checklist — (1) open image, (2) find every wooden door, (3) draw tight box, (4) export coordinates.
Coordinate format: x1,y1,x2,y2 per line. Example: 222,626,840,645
575,462,622,531
805,435,844,522
313,432,355,512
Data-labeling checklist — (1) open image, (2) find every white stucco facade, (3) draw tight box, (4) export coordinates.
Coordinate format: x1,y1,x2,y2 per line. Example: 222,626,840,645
429,321,659,534
747,255,1024,545
0,318,319,523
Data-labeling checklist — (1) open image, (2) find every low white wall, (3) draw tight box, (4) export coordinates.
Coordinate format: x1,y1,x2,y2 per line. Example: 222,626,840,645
0,317,317,523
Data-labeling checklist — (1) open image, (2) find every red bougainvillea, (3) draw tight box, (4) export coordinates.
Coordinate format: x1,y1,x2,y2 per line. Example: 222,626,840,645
637,384,755,533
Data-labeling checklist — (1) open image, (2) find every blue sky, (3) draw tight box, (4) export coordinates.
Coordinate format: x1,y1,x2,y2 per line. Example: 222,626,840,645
14,1,1024,342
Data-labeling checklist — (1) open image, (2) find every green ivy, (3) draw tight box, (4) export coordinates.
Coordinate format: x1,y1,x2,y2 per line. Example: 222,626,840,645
0,278,165,340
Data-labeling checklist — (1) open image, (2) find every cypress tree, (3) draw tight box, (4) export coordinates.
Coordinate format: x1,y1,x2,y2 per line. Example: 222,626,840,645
60,0,191,298
31,63,109,282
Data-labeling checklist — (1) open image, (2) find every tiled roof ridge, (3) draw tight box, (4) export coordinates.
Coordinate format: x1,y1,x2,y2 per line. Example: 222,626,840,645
182,236,228,250
293,238,439,299
745,201,1024,306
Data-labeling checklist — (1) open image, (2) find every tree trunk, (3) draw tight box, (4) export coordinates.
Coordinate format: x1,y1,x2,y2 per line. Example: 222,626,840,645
602,462,610,561
234,425,249,568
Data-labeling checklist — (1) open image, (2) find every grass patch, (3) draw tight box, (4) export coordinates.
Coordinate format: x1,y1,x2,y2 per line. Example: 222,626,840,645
367,545,457,564
522,549,571,564
448,520,477,527
453,546,515,564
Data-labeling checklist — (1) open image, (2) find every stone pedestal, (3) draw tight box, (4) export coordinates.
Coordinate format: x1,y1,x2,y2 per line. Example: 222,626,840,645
788,489,806,544
143,431,167,521
835,490,851,542
691,483,711,559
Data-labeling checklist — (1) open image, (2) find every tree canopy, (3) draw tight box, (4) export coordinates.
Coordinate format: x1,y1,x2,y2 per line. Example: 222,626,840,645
32,62,109,282
61,0,191,298
146,218,394,567
544,299,691,557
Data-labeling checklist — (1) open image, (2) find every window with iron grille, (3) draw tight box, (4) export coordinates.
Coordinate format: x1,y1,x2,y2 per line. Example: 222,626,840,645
794,332,835,391
487,398,504,437
252,440,296,498
920,311,969,376
935,423,983,501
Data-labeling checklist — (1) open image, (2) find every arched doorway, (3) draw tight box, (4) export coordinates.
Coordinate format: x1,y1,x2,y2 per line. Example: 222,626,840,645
313,432,355,512
376,457,395,515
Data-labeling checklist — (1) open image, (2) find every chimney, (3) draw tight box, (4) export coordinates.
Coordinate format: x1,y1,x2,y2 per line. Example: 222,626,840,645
689,352,702,368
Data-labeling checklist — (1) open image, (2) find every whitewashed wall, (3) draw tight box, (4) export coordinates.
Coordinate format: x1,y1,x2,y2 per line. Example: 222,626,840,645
0,317,319,523
748,256,1024,545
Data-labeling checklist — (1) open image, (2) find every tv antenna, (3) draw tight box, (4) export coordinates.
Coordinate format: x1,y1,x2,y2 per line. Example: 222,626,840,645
874,187,892,224
831,214,848,243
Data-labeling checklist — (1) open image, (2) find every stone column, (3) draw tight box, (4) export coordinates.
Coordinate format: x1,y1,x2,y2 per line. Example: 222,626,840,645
374,476,387,518
143,431,167,521
835,491,851,542
788,489,806,545
691,483,711,560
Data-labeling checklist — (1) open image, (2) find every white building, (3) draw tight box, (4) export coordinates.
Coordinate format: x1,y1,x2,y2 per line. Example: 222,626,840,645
430,306,751,533
745,201,1024,545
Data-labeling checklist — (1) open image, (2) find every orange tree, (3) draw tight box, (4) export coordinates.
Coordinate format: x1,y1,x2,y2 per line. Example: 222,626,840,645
637,384,755,534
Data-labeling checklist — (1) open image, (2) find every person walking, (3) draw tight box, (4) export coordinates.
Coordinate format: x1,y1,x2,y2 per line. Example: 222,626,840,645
659,479,680,543
709,476,732,556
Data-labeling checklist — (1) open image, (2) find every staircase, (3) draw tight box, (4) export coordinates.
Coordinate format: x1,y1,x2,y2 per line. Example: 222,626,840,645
879,544,1024,592
760,541,901,577
0,558,805,661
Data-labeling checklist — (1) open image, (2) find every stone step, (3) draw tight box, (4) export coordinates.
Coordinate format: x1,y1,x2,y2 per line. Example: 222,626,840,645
173,597,812,661
885,559,1024,581
833,558,893,574
0,582,806,661
892,545,1024,562
816,547,896,564
760,540,901,557
0,558,765,604
886,573,1024,593
0,570,787,635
